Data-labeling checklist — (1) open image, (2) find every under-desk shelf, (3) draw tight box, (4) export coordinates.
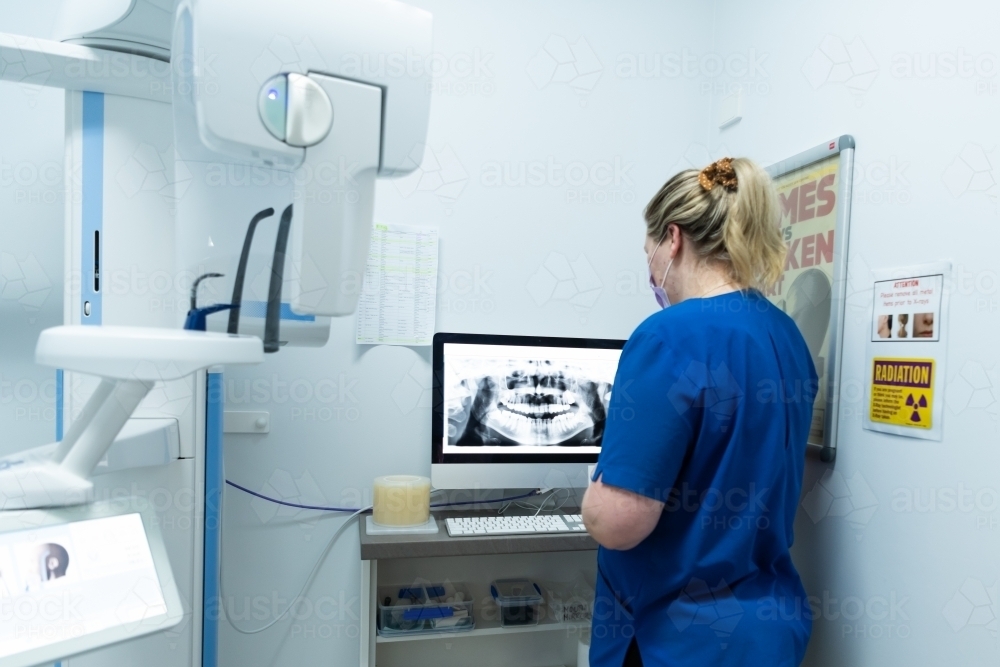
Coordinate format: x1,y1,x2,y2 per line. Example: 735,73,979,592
359,510,596,667
376,615,590,643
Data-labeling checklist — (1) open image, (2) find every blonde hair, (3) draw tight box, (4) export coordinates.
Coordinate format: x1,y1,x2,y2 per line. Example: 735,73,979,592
643,157,785,292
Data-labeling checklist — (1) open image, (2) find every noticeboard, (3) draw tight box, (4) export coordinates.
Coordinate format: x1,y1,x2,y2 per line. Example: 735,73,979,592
765,135,855,462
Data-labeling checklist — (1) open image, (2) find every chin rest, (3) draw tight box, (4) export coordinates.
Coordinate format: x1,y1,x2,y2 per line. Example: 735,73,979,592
0,326,263,510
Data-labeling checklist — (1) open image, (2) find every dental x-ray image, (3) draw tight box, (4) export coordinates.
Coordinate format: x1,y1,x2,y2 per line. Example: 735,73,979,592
444,347,619,450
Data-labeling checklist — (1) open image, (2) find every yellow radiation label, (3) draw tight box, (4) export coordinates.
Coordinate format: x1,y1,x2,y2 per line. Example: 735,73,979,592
869,358,934,428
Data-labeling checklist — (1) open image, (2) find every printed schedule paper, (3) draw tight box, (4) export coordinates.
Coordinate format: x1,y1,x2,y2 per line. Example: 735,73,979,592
356,223,439,346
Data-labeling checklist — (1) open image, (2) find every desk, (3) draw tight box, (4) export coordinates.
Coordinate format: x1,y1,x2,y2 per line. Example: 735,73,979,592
359,510,597,667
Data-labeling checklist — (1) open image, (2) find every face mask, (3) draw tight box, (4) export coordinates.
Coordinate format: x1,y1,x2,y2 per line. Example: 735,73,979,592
647,237,673,309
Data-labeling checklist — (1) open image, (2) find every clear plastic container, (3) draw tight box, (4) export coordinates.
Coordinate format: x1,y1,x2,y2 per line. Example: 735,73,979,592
544,577,594,623
491,578,543,627
377,582,475,636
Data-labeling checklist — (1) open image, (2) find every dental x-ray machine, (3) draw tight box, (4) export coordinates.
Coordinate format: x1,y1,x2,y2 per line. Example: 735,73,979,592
0,0,432,664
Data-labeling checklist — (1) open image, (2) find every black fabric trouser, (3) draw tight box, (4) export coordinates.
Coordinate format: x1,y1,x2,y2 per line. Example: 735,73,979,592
623,638,643,666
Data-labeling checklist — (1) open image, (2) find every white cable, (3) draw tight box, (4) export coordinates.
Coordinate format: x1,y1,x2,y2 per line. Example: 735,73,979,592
533,490,555,516
497,488,511,515
550,488,572,513
510,488,572,515
218,480,370,635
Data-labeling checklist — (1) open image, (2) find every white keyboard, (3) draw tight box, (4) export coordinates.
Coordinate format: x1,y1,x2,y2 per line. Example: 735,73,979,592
445,514,587,537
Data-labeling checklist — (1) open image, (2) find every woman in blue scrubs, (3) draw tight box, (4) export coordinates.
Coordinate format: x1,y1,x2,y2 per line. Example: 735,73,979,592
582,157,817,667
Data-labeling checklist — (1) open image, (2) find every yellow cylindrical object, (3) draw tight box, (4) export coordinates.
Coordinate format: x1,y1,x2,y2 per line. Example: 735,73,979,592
372,475,431,527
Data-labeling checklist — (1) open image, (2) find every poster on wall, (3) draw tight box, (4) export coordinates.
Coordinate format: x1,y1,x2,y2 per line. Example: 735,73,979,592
765,136,855,462
863,263,950,440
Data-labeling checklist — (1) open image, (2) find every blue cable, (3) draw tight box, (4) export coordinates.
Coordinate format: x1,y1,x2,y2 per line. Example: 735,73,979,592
431,490,541,507
225,479,540,512
225,480,360,511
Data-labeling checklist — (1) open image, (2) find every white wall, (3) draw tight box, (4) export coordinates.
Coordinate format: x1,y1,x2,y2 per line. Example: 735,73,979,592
4,1,998,666
706,1,1000,664
0,1,66,455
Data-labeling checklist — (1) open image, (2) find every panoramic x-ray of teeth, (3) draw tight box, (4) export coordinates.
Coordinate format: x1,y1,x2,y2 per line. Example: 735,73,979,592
446,359,613,447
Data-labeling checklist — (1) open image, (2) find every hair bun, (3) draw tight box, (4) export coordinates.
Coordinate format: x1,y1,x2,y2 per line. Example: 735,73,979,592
698,157,738,192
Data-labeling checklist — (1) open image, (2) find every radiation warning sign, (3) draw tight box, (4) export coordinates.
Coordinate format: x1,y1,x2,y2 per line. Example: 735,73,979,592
864,262,949,441
869,358,934,429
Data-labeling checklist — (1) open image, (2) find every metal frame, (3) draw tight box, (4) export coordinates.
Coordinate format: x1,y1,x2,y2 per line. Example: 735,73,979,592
360,559,377,667
766,135,855,463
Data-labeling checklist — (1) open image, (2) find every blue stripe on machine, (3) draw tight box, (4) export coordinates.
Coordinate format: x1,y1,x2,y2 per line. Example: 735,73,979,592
240,300,316,322
81,91,104,326
202,371,224,667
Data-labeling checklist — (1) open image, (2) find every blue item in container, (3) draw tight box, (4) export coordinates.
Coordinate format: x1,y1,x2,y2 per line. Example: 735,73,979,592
377,582,475,636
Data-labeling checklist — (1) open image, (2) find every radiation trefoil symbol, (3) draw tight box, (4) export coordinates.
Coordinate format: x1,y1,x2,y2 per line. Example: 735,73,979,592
906,393,928,423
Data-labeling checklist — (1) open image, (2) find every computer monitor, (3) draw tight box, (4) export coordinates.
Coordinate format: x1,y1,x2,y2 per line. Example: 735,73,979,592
431,332,626,490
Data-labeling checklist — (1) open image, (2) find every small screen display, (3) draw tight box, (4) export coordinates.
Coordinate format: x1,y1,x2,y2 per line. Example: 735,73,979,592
0,513,166,658
442,342,622,455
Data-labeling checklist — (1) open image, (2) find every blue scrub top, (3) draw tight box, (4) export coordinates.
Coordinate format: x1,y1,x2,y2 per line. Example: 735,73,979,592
590,289,817,667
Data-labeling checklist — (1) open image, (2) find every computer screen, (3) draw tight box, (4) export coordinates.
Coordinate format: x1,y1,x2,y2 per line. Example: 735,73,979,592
0,513,168,660
432,333,625,474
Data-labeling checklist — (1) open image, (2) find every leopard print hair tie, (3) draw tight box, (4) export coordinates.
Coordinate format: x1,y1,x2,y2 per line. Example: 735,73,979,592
698,157,738,192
